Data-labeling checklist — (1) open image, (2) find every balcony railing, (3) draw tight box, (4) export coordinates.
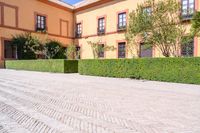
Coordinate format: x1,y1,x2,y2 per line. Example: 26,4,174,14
35,25,47,32
181,13,194,21
117,24,127,32
181,8,195,21
97,28,105,35
75,32,82,38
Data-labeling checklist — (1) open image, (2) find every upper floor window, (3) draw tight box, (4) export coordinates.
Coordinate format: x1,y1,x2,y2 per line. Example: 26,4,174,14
118,12,127,31
118,42,126,58
182,0,195,20
181,40,194,57
36,15,47,32
98,17,105,35
98,44,105,58
76,23,82,38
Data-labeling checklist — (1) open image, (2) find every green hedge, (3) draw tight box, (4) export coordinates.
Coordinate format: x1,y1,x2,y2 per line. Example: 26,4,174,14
6,59,78,73
79,58,200,84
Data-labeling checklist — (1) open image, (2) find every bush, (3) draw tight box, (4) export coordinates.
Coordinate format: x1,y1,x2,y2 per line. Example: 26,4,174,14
44,40,66,59
11,33,36,60
6,59,78,73
79,58,200,84
0,60,4,68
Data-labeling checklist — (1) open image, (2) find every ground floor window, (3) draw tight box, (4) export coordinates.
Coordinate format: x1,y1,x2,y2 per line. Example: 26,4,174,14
118,42,126,58
4,40,17,59
76,46,81,59
181,40,194,57
140,44,152,57
98,44,104,58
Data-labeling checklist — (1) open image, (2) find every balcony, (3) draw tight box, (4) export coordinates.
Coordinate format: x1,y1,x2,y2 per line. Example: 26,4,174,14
117,24,127,32
75,32,82,38
35,25,47,33
97,28,105,35
181,13,194,21
181,8,194,21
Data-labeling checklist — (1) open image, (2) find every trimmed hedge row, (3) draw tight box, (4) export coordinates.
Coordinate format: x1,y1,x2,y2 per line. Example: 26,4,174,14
79,58,200,84
6,59,78,73
0,60,5,68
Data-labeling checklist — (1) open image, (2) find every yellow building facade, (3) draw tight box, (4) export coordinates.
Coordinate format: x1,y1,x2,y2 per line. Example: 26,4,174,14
0,0,199,65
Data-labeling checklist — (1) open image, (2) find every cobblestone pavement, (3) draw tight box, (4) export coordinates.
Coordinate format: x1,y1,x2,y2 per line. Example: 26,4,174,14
0,69,200,133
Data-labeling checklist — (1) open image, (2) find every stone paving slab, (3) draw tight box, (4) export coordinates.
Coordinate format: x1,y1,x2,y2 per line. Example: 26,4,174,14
0,69,200,133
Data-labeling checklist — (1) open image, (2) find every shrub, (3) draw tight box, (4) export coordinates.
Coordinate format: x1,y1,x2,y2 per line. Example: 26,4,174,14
6,59,78,73
11,33,67,59
64,60,78,73
79,58,200,84
44,40,66,59
0,60,4,68
11,33,36,59
66,44,76,60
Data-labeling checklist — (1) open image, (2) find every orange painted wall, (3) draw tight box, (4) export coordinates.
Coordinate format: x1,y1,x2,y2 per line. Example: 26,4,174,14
0,0,74,60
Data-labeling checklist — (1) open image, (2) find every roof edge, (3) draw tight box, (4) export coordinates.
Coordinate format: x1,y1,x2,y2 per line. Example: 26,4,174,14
74,0,114,12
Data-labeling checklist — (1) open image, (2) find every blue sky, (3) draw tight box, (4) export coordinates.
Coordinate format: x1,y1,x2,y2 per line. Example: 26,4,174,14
62,0,82,5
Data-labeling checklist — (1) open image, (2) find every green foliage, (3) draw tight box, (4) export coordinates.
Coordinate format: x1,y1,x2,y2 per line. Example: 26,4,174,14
66,44,77,60
79,58,200,84
191,11,200,36
87,41,115,59
64,60,78,73
44,40,66,59
11,33,36,59
5,59,78,73
126,0,186,57
11,33,67,59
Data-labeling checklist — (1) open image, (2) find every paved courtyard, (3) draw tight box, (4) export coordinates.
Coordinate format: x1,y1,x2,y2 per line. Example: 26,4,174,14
0,69,199,133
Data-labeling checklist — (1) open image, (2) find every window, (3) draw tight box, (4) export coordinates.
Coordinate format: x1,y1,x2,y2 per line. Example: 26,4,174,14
98,44,104,58
4,40,17,59
143,7,152,15
118,42,126,58
98,17,105,35
140,43,152,57
118,12,127,31
76,23,82,38
181,40,194,56
182,0,195,20
36,15,46,31
76,46,81,59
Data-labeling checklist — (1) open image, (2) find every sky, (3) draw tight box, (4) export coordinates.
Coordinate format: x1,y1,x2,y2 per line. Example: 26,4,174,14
62,0,83,5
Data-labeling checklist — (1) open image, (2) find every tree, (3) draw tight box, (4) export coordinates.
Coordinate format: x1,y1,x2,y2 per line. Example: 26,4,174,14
44,40,65,59
66,44,77,60
87,41,115,59
25,34,44,58
191,11,200,36
126,0,187,57
11,33,36,59
126,4,152,57
24,34,63,59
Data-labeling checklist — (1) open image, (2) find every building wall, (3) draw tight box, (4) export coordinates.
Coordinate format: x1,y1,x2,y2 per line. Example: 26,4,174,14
196,0,200,56
0,0,74,60
0,0,199,61
74,0,145,59
75,0,200,59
